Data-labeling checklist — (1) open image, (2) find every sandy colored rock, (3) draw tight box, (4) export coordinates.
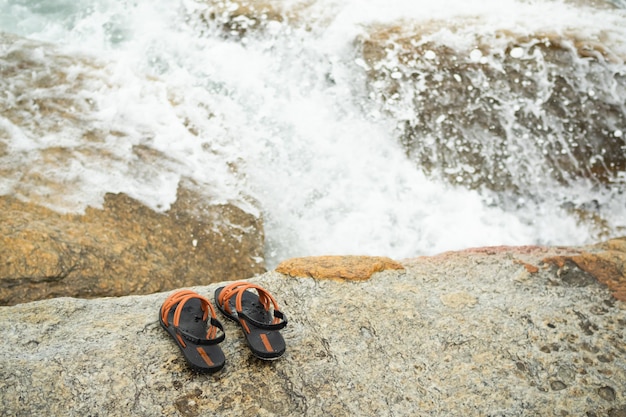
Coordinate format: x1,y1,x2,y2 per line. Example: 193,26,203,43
0,183,265,305
439,291,478,309
1,241,625,416
542,237,626,301
275,255,404,281
197,0,287,37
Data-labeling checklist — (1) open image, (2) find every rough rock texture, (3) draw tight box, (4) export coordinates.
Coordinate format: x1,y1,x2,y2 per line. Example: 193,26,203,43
1,241,625,416
542,238,626,302
0,184,265,306
275,255,404,281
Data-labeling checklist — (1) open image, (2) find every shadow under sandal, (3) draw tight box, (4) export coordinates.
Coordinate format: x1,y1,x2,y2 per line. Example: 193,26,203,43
159,289,226,373
215,282,288,360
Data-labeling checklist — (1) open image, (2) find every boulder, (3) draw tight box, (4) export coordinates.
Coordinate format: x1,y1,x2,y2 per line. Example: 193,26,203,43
1,239,625,416
355,24,626,196
0,183,265,306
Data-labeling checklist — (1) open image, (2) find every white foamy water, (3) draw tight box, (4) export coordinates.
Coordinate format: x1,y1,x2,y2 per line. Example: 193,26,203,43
1,0,625,267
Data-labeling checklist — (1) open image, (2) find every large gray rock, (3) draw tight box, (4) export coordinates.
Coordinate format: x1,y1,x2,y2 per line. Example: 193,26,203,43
1,242,625,416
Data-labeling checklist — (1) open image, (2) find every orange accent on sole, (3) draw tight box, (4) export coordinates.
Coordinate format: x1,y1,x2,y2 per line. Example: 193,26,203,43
240,319,251,334
176,334,187,348
259,333,274,353
196,347,214,366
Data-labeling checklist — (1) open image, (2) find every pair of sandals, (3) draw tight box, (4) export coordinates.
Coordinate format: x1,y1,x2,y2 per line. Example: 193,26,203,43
159,282,288,373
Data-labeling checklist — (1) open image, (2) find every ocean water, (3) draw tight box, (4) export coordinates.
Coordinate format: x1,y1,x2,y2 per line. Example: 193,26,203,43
1,0,625,268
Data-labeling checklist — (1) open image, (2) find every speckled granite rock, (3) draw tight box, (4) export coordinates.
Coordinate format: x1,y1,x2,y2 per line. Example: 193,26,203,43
542,237,626,302
1,240,625,416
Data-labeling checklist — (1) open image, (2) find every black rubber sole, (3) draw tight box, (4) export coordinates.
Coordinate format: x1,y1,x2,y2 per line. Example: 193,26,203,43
159,297,226,373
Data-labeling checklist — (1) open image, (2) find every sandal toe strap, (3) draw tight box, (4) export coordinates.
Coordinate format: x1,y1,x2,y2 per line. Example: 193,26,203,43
162,290,225,345
238,309,288,330
217,282,288,330
177,317,226,345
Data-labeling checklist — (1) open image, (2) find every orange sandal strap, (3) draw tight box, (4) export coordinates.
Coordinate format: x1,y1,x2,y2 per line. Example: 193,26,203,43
160,290,224,343
216,282,287,330
214,282,288,360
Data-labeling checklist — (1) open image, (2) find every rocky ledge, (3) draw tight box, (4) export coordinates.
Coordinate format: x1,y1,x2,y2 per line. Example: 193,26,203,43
0,180,265,306
1,239,625,416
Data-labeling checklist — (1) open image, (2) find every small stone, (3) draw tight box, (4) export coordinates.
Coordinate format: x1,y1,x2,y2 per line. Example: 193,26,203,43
439,291,478,309
542,241,626,302
550,381,568,391
597,354,613,363
598,386,616,402
559,261,597,287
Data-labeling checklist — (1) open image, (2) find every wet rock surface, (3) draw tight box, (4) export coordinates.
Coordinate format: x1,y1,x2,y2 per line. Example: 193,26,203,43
356,25,626,196
186,4,626,240
1,240,625,416
192,0,324,38
0,184,265,306
0,33,266,306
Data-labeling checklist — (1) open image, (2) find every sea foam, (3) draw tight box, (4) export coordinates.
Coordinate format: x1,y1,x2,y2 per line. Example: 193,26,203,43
1,0,625,267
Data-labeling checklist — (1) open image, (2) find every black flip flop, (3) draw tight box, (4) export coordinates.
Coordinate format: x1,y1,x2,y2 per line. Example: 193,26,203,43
215,282,288,360
159,289,226,373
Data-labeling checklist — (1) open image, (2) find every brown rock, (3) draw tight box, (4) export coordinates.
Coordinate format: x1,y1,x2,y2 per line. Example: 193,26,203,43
193,0,323,38
514,259,540,274
542,237,626,301
197,0,287,37
0,33,266,305
275,255,404,281
355,24,626,198
0,182,265,305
